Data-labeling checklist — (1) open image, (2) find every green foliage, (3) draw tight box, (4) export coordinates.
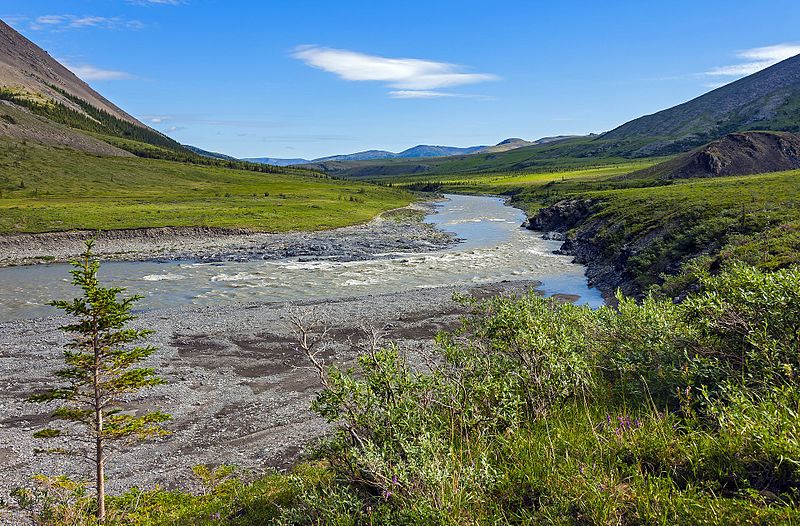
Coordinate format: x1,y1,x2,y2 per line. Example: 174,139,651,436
11,475,96,526
683,264,800,393
18,265,800,525
285,265,800,524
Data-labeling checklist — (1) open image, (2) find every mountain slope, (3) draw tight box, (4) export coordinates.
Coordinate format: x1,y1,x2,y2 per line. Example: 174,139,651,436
0,19,143,126
479,138,536,153
603,54,800,155
0,100,133,156
0,19,203,159
479,136,580,153
624,131,800,180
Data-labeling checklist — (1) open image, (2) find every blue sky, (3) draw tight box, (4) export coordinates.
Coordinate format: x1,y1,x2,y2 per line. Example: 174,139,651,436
3,0,800,159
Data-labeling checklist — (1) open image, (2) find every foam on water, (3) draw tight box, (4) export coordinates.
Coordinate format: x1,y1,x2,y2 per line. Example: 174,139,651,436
142,273,187,281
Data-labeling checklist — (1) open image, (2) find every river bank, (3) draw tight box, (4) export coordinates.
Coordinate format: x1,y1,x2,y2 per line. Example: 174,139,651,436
0,279,548,517
0,202,454,268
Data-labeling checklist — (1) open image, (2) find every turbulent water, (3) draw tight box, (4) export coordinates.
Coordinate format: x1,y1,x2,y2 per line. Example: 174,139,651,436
0,195,603,321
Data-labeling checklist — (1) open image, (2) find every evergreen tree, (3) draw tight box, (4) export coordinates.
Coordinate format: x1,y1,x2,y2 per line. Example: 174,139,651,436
30,239,170,523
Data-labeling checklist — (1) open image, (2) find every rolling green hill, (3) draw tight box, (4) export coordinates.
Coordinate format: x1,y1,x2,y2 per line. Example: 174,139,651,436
0,139,411,234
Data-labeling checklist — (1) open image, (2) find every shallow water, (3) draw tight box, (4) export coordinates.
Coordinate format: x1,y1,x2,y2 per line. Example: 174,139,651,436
0,194,604,321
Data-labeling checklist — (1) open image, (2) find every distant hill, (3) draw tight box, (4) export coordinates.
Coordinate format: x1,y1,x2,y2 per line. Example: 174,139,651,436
398,145,486,158
603,54,800,156
479,136,580,153
314,149,396,162
312,144,487,163
185,145,238,161
243,156,311,166
624,131,800,180
479,138,536,153
245,144,489,167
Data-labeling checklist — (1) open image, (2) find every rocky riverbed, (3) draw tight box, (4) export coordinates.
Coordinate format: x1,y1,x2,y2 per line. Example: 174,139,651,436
0,280,544,522
0,202,455,267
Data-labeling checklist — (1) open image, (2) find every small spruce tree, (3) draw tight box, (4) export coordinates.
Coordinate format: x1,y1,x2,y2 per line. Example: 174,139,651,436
30,239,170,523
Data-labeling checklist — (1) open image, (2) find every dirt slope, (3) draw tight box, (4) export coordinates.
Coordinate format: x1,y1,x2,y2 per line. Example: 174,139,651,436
0,19,145,127
625,131,800,180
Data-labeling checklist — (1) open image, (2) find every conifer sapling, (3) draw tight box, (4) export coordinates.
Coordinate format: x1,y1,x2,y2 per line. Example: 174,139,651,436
30,239,170,522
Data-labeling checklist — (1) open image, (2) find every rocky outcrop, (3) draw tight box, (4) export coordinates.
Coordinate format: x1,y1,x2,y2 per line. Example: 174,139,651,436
624,131,800,180
526,198,639,299
524,198,597,232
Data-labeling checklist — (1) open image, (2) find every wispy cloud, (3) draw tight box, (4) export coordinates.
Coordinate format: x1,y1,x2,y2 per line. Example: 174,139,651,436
292,45,498,98
388,90,458,99
140,114,291,129
388,90,492,100
705,43,800,76
29,14,144,31
60,60,134,81
1,15,29,28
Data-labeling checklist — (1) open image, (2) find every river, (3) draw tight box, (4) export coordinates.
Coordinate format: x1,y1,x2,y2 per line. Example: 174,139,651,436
0,194,603,321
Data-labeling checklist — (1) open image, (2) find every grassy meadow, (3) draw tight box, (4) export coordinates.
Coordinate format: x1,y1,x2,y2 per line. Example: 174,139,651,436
376,159,661,195
0,140,412,234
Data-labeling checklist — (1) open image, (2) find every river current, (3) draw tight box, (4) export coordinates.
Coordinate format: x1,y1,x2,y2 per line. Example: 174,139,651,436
0,194,603,321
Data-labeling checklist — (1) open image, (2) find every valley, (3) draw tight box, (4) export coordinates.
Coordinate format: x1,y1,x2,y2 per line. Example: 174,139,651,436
2,6,800,525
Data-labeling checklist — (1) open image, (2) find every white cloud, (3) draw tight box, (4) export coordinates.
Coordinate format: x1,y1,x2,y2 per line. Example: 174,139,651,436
389,90,457,99
60,60,134,81
706,43,800,76
35,15,66,25
292,45,497,98
29,14,144,31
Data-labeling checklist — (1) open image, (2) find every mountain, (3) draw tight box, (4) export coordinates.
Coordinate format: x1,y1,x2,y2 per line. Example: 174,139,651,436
479,138,536,153
0,20,143,127
184,145,239,161
312,144,487,163
0,19,201,159
314,149,396,162
623,131,800,180
0,20,314,177
0,99,133,156
244,144,489,167
243,156,311,166
603,54,800,156
398,145,486,158
479,136,581,153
